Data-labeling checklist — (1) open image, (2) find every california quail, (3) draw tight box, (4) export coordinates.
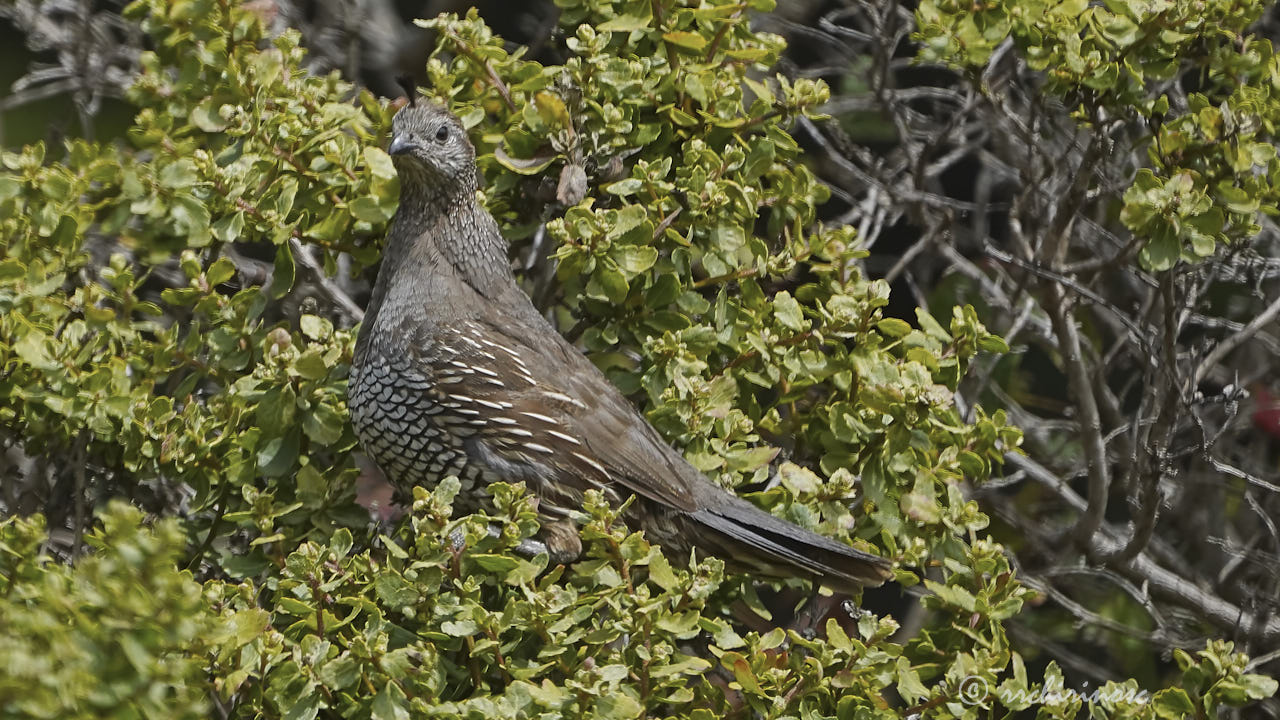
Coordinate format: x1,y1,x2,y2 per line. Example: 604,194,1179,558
348,100,893,591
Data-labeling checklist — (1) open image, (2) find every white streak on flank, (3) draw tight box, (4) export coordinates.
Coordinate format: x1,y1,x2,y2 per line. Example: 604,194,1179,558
543,390,587,409
519,411,559,425
572,452,609,477
483,377,506,387
476,337,519,364
546,429,581,445
505,427,534,437
540,500,570,517
489,416,517,425
473,365,499,377
448,394,474,403
475,399,512,410
523,442,554,454
462,328,497,356
462,324,530,379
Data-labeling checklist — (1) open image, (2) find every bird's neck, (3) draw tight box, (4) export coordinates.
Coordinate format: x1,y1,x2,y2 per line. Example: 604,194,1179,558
359,184,513,353
398,185,512,294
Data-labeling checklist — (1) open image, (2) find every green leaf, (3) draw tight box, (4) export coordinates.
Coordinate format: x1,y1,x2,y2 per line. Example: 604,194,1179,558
282,692,321,720
915,308,951,341
1241,673,1279,700
595,690,643,719
440,619,479,637
594,264,629,303
534,92,572,131
606,178,643,196
772,291,805,331
613,245,658,275
223,608,269,649
1153,688,1196,719
159,159,199,189
777,463,820,494
470,554,520,573
299,314,329,341
274,177,298,218
303,403,344,445
876,318,912,338
317,656,360,691
895,657,929,703
711,224,745,251
257,385,297,429
330,528,353,558
724,445,778,472
363,146,397,181
171,194,211,239
598,13,651,32
191,99,228,132
0,259,25,282
296,464,327,507
371,681,409,720
305,210,351,242
724,652,763,695
647,552,679,591
257,429,301,477
206,257,237,286
13,330,57,371
924,578,977,612
1139,226,1180,272
374,574,418,608
349,196,388,223
293,350,328,380
662,31,707,51
493,145,558,175
271,243,296,299
212,212,245,242
742,139,775,180
0,175,20,202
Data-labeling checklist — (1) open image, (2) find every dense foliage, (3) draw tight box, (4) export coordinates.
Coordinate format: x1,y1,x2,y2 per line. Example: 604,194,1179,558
0,0,1275,718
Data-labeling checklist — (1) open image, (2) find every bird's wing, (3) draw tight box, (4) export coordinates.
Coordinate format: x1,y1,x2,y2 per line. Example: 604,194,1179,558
407,314,893,590
408,315,700,513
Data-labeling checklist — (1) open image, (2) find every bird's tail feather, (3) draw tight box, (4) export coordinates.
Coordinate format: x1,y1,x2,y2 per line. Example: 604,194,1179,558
692,496,892,592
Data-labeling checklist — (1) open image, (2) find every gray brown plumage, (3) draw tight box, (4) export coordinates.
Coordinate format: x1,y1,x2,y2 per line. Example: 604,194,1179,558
348,101,893,592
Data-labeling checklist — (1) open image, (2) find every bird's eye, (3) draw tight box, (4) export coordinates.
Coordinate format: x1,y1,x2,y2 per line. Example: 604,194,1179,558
435,126,450,142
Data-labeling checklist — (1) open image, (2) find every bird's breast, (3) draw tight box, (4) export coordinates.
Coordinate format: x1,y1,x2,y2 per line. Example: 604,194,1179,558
347,352,493,507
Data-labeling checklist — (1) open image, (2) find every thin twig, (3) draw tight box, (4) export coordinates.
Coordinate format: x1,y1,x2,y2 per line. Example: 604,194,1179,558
1193,289,1280,386
288,238,365,323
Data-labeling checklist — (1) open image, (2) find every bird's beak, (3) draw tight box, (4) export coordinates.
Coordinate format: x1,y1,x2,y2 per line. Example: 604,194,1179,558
388,134,412,156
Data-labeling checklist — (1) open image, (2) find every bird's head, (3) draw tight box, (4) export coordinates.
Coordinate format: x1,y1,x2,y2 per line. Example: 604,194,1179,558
387,102,476,193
